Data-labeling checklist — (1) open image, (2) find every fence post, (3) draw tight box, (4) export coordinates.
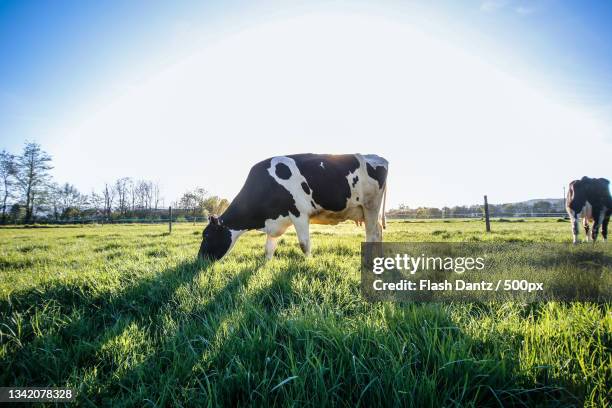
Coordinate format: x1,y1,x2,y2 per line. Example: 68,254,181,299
169,206,172,234
483,195,491,232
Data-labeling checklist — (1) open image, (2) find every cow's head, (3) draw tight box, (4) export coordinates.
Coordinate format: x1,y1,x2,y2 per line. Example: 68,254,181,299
198,215,232,261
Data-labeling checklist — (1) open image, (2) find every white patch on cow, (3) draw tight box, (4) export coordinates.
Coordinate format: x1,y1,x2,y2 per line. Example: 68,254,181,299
228,229,246,253
267,157,315,217
341,167,365,223
319,161,325,169
265,235,278,259
584,202,593,221
569,202,594,243
260,214,292,237
361,154,389,232
569,209,580,244
583,202,593,242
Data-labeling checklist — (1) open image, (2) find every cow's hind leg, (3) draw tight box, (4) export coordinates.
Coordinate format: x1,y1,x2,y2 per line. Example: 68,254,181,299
291,215,311,257
265,235,278,260
570,210,580,244
364,206,383,242
583,217,591,242
591,207,604,242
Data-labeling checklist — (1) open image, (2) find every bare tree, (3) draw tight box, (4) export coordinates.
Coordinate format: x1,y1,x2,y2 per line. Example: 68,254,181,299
89,190,104,213
47,183,83,220
153,181,162,210
0,150,16,223
134,180,149,210
143,181,153,211
58,183,82,216
102,183,115,220
129,178,138,211
48,182,62,220
15,142,53,223
114,177,130,215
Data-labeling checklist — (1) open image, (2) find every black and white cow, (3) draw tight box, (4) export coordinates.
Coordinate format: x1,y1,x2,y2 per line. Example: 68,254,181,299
198,153,388,260
566,176,611,243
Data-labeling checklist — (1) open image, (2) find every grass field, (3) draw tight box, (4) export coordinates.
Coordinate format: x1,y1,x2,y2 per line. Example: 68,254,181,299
0,219,610,407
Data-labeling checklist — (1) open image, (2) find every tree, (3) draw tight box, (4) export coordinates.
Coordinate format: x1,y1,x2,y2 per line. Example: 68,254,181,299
89,190,104,213
178,191,198,215
48,182,62,220
533,200,552,214
152,181,162,210
57,183,82,219
9,203,25,223
128,178,137,211
15,142,53,223
114,177,130,215
201,195,229,215
0,150,16,223
176,187,211,217
102,183,115,220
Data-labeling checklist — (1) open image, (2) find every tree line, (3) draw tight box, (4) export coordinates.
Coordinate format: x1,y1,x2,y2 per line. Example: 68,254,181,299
0,142,229,224
387,200,566,219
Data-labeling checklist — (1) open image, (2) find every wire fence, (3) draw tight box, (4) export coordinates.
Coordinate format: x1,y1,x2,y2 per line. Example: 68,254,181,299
2,208,210,226
43,216,208,225
387,212,568,220
13,212,570,225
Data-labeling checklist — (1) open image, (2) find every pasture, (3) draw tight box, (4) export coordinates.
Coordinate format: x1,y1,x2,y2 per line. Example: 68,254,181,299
0,220,610,407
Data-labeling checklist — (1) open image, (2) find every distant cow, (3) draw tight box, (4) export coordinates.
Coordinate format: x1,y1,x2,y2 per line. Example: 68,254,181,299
198,153,388,260
566,176,611,243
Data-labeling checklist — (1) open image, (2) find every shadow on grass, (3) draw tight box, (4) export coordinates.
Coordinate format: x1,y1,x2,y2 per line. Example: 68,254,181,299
0,257,218,387
91,259,292,406
0,252,594,407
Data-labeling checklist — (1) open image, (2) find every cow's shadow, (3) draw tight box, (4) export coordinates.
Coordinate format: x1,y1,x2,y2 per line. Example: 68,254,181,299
0,249,590,407
0,257,251,388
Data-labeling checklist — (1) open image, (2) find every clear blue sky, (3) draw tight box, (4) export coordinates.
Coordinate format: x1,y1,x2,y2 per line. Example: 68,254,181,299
1,1,611,207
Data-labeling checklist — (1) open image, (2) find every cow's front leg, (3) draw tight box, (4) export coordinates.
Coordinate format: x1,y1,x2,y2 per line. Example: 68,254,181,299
602,214,609,242
292,216,311,257
265,235,278,260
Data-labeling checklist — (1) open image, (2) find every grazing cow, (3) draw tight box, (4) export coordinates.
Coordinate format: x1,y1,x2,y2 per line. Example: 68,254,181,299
566,176,611,243
198,153,388,260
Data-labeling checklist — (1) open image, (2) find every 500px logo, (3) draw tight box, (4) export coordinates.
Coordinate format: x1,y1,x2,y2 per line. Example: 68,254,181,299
372,253,485,275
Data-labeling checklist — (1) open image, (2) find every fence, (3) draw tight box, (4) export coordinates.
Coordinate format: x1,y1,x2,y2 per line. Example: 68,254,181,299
8,202,570,226
387,212,568,220
13,207,210,225
34,212,569,225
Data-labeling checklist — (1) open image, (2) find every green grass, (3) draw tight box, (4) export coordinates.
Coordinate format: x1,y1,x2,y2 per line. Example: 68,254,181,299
0,220,610,407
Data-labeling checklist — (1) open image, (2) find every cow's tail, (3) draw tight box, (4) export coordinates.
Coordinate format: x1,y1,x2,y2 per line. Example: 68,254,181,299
382,182,387,230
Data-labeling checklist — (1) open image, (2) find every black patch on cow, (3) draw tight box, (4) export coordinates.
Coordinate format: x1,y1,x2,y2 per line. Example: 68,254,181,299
290,154,360,212
198,223,232,261
220,159,300,231
356,197,359,201
366,163,388,189
311,200,317,208
352,176,359,188
275,163,291,180
301,182,311,195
